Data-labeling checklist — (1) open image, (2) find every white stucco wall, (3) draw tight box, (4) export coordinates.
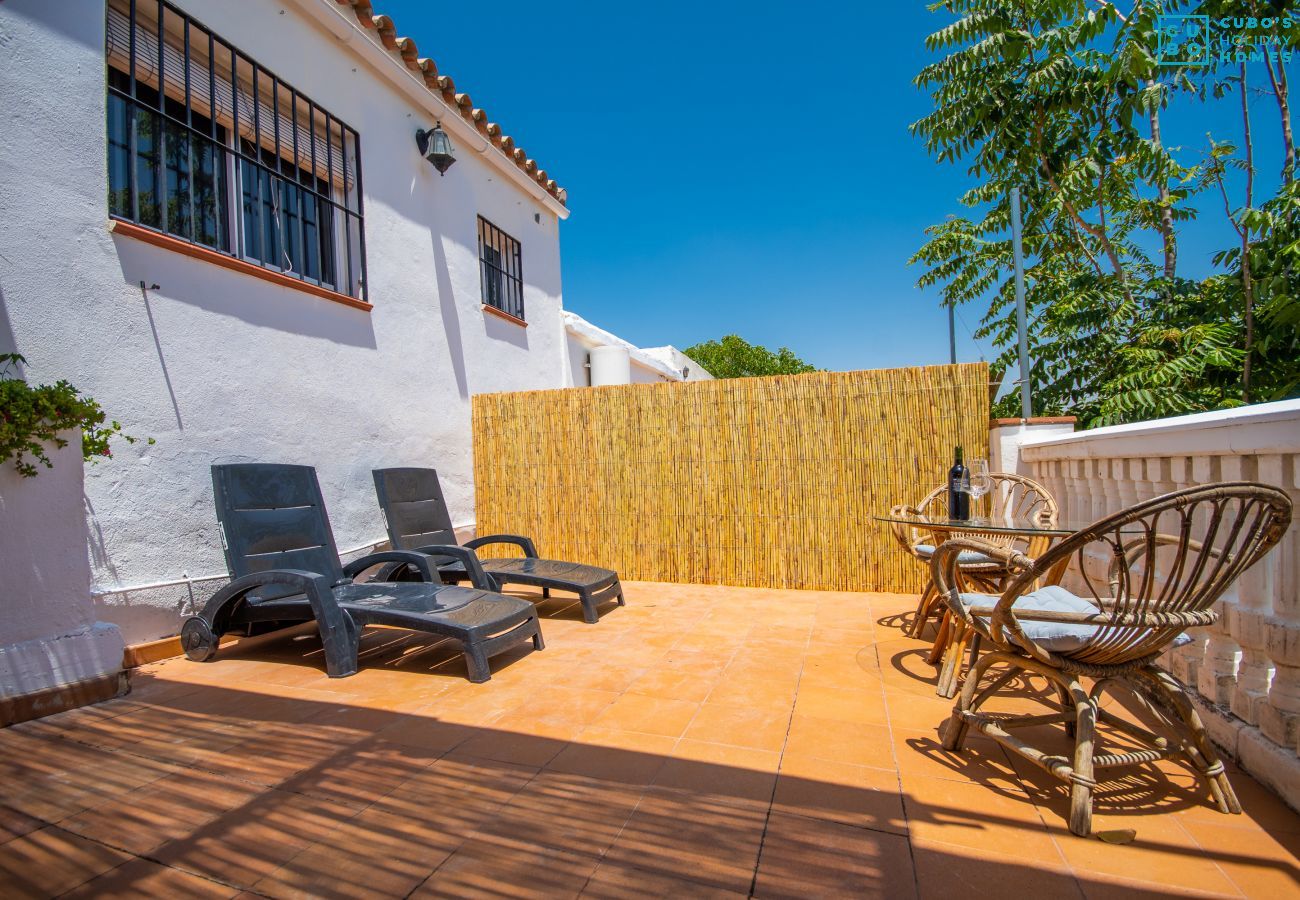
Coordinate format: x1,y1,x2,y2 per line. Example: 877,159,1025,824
561,310,700,386
0,437,125,696
641,346,714,382
0,0,568,643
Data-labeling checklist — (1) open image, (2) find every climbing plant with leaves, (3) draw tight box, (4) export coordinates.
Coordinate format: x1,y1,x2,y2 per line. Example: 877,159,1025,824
0,354,151,478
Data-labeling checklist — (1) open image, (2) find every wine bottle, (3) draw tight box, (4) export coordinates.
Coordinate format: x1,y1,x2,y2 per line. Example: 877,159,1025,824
948,445,970,521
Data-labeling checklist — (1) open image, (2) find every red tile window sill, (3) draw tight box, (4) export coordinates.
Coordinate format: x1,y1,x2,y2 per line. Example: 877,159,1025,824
482,304,527,327
108,219,374,312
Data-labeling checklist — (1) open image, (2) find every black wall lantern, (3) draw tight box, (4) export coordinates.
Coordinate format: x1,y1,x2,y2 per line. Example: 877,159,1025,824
416,122,456,175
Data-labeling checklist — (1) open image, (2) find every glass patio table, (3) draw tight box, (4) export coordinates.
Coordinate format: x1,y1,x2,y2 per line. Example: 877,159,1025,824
871,510,1126,588
872,510,1109,539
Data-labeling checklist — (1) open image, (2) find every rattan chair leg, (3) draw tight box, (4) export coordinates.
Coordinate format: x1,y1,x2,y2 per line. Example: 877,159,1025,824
927,612,951,665
943,657,983,752
1136,668,1243,815
1056,683,1077,739
937,622,970,699
909,579,940,638
1068,680,1098,837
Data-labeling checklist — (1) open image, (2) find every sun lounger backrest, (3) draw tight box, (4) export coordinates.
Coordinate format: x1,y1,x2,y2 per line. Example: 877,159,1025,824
372,468,458,551
212,464,346,592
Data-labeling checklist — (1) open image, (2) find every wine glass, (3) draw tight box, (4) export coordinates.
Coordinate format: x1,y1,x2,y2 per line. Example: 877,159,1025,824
968,458,992,520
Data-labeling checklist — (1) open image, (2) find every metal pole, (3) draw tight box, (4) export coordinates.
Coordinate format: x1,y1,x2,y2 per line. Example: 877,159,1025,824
948,302,956,365
1010,187,1032,419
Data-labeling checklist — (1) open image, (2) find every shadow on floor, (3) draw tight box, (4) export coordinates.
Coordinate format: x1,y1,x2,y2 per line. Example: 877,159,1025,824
0,622,1297,898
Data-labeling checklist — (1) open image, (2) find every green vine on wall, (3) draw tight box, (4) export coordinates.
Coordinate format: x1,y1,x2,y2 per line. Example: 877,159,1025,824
0,354,152,478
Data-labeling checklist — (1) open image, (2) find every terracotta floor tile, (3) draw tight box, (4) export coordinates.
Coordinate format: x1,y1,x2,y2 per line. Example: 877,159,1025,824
9,583,1300,899
581,861,748,898
546,733,672,786
774,754,906,834
561,665,650,694
151,789,357,889
1177,816,1300,897
601,787,767,893
588,694,699,738
681,702,791,752
1075,871,1244,899
705,674,799,710
374,715,477,754
413,837,598,898
373,754,538,828
0,805,45,846
514,686,622,725
903,773,1060,858
884,694,961,733
753,812,917,899
724,656,804,685
911,840,1083,899
626,668,718,703
472,771,642,858
808,625,877,649
1048,811,1243,897
785,715,896,769
254,805,464,899
1176,767,1300,835
0,826,131,898
653,741,780,802
449,717,579,768
793,684,889,725
891,727,1020,788
62,857,241,899
60,769,265,856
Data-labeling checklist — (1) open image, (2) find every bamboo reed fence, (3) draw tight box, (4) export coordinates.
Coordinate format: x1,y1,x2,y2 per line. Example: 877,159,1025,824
471,363,989,593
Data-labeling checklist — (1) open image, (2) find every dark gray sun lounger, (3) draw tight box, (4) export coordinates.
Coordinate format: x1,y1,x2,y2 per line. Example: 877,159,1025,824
180,464,543,683
372,467,624,624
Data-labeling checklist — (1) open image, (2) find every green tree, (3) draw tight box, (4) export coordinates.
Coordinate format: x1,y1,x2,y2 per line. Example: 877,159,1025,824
910,0,1300,426
683,335,818,379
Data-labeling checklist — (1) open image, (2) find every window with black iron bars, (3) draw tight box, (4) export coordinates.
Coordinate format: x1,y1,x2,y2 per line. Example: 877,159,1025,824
105,0,368,301
477,216,524,321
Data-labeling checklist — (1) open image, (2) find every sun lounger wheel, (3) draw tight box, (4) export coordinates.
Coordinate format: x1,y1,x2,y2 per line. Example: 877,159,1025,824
180,616,219,662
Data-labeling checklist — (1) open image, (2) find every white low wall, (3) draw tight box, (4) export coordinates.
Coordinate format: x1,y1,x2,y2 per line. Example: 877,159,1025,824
0,435,125,699
1018,399,1300,809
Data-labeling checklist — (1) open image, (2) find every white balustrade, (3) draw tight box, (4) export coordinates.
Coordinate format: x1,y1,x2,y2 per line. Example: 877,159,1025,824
1003,400,1300,808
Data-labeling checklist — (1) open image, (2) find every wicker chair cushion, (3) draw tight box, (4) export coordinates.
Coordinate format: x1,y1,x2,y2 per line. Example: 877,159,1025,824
961,585,1194,654
915,545,1001,568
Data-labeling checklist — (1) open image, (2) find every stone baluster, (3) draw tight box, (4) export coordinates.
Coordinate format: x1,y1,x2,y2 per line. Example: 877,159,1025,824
1262,453,1300,750
1218,454,1272,724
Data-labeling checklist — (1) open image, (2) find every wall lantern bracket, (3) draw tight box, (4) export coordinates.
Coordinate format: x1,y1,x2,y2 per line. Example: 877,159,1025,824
416,123,456,175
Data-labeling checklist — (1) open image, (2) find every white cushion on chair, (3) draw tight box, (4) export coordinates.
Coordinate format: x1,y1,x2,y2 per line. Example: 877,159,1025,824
960,585,1194,654
914,545,1000,568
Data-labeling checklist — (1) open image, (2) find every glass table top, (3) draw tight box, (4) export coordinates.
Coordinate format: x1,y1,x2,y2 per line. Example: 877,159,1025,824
872,511,1105,538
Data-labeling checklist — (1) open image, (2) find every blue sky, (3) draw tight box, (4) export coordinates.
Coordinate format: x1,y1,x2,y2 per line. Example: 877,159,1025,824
378,1,1289,372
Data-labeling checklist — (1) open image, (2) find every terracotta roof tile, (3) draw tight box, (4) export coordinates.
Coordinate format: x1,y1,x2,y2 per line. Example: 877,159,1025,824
332,0,566,205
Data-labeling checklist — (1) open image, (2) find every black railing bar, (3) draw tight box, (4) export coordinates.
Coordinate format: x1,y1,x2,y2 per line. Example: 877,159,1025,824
341,119,353,295
291,90,305,275
127,0,139,222
206,29,216,142
352,129,367,302
183,17,195,241
251,60,263,262
155,0,167,234
228,43,243,259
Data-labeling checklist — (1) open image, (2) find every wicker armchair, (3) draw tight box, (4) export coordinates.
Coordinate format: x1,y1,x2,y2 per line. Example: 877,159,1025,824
932,482,1292,836
890,485,991,637
918,472,1059,697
